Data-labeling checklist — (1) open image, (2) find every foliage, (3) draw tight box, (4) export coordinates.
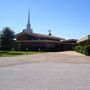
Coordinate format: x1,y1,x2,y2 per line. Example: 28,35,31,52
75,45,90,56
75,46,83,54
83,45,90,56
0,27,15,50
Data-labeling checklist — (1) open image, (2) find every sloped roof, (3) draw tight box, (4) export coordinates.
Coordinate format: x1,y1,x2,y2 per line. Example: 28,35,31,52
61,39,78,43
77,35,90,43
15,32,65,40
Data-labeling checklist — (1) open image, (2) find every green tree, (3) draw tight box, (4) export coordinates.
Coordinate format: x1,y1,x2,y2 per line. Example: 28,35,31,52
0,27,15,50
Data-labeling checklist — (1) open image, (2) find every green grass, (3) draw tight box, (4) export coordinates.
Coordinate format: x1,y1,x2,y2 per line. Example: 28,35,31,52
0,51,46,57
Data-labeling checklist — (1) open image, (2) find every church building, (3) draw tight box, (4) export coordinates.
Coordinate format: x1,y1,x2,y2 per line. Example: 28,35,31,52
15,10,77,51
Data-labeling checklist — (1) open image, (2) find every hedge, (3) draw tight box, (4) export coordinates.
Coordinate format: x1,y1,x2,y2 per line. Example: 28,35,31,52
75,46,83,54
83,45,90,56
75,45,90,56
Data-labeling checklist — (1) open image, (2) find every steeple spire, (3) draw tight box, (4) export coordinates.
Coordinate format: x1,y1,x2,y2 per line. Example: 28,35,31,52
23,9,33,33
27,8,31,29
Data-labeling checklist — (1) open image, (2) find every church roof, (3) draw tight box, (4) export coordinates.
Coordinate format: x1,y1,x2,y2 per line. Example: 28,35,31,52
61,39,78,43
77,35,90,43
15,32,65,41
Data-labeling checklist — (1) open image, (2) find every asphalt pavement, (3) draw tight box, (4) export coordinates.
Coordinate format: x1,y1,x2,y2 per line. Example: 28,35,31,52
0,51,90,90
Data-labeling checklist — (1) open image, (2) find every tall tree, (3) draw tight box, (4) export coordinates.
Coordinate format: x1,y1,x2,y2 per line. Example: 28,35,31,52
0,27,15,50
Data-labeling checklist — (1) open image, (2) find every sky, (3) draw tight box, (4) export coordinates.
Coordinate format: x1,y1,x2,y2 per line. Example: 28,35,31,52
0,0,90,39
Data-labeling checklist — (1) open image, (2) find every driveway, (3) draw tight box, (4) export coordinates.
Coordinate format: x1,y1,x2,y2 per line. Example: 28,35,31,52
0,51,90,90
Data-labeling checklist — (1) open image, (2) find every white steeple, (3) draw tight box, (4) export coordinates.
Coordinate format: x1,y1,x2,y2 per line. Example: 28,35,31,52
23,9,33,33
27,9,31,29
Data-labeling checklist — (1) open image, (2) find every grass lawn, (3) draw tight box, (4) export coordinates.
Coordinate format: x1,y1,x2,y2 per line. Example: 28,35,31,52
0,51,46,57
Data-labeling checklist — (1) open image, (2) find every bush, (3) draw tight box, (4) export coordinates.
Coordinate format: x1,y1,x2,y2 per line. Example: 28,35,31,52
75,46,83,54
83,45,90,56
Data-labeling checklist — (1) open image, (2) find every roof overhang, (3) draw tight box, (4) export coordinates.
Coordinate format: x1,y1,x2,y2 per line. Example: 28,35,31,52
16,40,62,44
77,35,90,43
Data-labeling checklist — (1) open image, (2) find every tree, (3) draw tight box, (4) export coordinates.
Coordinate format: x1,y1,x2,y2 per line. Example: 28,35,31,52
0,27,15,50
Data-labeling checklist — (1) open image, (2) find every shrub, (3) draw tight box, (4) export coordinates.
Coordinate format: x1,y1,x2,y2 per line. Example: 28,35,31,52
83,45,90,56
75,46,83,54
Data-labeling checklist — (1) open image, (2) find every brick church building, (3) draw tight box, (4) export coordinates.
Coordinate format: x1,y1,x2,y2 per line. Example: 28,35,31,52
15,10,77,51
